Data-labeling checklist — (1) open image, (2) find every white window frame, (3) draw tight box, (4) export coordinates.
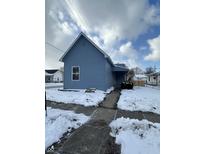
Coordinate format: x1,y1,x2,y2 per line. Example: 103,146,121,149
71,66,80,81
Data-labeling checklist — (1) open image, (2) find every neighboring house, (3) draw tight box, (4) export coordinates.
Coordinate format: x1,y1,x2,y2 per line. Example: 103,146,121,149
146,72,160,86
133,74,147,81
59,32,129,91
45,71,53,83
132,74,147,86
45,69,63,83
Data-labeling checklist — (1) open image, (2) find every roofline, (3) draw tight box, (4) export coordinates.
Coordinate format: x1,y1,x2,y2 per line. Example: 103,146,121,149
45,69,61,74
112,64,129,72
146,72,160,76
59,32,114,66
45,72,53,76
45,69,58,71
114,64,129,69
59,33,82,62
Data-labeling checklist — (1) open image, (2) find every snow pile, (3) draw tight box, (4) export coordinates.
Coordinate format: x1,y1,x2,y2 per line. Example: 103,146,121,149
46,88,107,106
105,86,114,94
45,107,89,149
133,74,147,80
145,84,160,90
118,87,160,114
45,83,63,88
109,117,160,154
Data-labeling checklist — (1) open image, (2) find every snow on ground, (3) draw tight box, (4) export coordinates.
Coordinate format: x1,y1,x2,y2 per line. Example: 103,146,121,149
46,88,109,106
145,84,160,90
45,107,89,149
45,83,63,88
109,117,160,154
105,86,114,94
118,86,160,114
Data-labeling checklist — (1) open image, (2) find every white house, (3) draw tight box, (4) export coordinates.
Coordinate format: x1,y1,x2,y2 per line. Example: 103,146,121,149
45,69,63,83
146,72,160,86
132,74,147,86
133,74,147,81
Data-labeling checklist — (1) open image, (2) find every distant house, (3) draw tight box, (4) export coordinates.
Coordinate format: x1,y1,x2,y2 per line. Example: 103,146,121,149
132,74,147,86
45,69,63,83
146,72,160,86
133,74,147,81
59,32,129,91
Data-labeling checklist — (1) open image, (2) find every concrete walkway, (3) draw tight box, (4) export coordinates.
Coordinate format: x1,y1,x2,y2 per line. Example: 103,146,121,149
46,89,159,154
46,90,119,154
55,116,115,154
99,89,120,109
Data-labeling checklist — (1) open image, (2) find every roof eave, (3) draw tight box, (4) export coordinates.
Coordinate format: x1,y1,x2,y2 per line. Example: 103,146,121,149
59,33,83,62
112,66,129,72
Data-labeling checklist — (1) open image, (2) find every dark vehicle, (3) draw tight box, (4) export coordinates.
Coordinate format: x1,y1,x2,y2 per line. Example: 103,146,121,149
121,81,133,89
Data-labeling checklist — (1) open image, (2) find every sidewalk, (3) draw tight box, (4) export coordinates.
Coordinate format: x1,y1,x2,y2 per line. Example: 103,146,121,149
46,89,159,154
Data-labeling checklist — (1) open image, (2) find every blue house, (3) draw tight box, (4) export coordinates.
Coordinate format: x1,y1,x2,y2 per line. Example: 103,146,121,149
59,32,129,91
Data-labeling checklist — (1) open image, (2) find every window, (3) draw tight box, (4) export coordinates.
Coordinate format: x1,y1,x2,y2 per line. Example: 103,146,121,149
72,66,80,81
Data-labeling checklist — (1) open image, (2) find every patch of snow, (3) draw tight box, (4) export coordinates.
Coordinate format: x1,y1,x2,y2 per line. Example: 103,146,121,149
45,83,63,88
46,88,107,106
133,74,147,80
109,117,160,154
145,84,160,90
117,86,160,114
45,107,89,149
105,86,114,94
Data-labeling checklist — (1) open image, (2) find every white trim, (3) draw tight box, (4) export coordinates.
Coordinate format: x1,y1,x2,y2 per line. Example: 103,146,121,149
71,66,80,81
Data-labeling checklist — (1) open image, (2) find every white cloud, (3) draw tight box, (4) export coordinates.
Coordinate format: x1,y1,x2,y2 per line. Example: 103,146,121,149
144,35,160,61
119,42,136,56
58,11,64,20
45,0,80,68
45,0,159,68
64,0,159,47
113,42,138,68
57,21,77,35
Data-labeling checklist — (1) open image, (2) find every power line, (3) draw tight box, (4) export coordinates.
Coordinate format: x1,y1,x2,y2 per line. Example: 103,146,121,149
45,42,65,53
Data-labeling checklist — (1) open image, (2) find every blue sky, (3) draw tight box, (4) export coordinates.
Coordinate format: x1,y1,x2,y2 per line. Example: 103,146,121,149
46,0,160,70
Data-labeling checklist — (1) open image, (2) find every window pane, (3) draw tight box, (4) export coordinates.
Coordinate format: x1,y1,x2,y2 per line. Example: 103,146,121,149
73,67,79,73
73,74,79,80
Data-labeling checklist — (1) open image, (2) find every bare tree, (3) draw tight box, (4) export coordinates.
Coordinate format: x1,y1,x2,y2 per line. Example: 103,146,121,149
127,69,135,81
134,67,144,74
145,67,156,74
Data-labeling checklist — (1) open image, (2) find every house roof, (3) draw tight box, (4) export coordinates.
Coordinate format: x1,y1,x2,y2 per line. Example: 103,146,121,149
45,69,58,74
146,72,160,76
115,63,127,67
59,32,114,66
45,72,53,76
135,74,147,78
113,64,129,72
59,32,130,72
133,74,147,80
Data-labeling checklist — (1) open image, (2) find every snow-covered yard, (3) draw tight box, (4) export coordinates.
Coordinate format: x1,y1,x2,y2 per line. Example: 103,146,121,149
110,117,160,154
45,83,63,88
118,86,160,114
45,107,89,149
46,87,113,106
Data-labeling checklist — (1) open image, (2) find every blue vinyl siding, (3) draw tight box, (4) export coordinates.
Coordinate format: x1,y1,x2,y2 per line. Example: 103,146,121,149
61,33,128,91
63,36,112,90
